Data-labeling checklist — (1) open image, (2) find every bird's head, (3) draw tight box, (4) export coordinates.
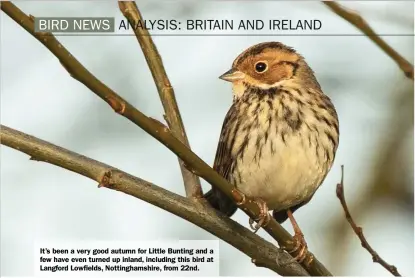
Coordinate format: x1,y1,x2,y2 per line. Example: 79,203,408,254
219,42,316,98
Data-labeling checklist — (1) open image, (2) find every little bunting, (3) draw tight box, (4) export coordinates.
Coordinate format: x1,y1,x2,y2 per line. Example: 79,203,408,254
205,42,339,264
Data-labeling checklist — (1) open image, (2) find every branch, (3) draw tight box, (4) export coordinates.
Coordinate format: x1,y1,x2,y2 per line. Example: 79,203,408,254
118,1,202,198
323,1,414,80
0,125,308,276
1,2,332,275
336,165,402,276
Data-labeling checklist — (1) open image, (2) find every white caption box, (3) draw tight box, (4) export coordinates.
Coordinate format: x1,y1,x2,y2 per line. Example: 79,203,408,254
34,240,219,276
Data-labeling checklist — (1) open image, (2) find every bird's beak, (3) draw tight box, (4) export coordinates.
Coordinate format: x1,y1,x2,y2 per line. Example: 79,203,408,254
219,69,245,82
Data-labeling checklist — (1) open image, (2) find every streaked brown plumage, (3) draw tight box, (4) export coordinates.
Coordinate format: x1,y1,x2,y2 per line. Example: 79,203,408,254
205,41,339,262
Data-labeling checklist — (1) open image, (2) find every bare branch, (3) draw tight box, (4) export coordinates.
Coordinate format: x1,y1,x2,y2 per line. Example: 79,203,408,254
323,1,414,80
0,124,308,276
336,165,402,276
118,1,202,198
1,2,332,275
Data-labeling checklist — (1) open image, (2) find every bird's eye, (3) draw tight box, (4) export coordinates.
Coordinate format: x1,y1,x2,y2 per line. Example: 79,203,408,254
255,61,268,73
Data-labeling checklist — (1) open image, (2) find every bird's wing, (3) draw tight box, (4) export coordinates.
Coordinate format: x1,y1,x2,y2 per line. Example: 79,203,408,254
213,106,238,180
208,104,240,217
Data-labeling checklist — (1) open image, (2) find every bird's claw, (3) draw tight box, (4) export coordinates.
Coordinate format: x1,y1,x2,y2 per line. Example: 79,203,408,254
231,191,270,233
290,233,308,263
280,233,313,266
234,189,246,205
249,198,271,233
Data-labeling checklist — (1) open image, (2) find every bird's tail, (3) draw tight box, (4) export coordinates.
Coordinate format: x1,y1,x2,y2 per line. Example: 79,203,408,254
204,188,237,217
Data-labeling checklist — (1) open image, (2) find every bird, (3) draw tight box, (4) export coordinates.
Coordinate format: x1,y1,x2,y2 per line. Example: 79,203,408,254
204,41,339,263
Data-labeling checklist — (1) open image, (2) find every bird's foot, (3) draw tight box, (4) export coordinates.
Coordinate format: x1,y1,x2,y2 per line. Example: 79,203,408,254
290,232,309,263
230,190,270,233
280,209,314,266
232,189,247,206
280,233,313,266
249,198,271,233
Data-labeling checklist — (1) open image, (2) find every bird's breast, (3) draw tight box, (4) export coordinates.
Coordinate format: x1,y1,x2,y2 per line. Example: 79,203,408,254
227,91,336,211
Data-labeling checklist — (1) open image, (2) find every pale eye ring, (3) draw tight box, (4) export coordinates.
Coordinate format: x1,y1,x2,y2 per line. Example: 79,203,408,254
255,61,268,73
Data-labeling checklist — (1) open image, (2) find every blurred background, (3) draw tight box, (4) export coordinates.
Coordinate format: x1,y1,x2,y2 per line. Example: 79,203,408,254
1,1,413,276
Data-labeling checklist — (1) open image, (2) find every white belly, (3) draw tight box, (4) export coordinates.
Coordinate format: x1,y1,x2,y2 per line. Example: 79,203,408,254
231,132,327,212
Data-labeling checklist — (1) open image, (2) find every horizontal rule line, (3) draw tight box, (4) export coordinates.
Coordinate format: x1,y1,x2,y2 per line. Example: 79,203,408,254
44,33,414,37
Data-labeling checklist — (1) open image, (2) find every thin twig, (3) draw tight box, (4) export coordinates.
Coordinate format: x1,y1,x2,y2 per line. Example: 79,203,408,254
1,2,332,275
323,1,414,80
0,124,308,276
118,1,202,198
336,165,402,276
